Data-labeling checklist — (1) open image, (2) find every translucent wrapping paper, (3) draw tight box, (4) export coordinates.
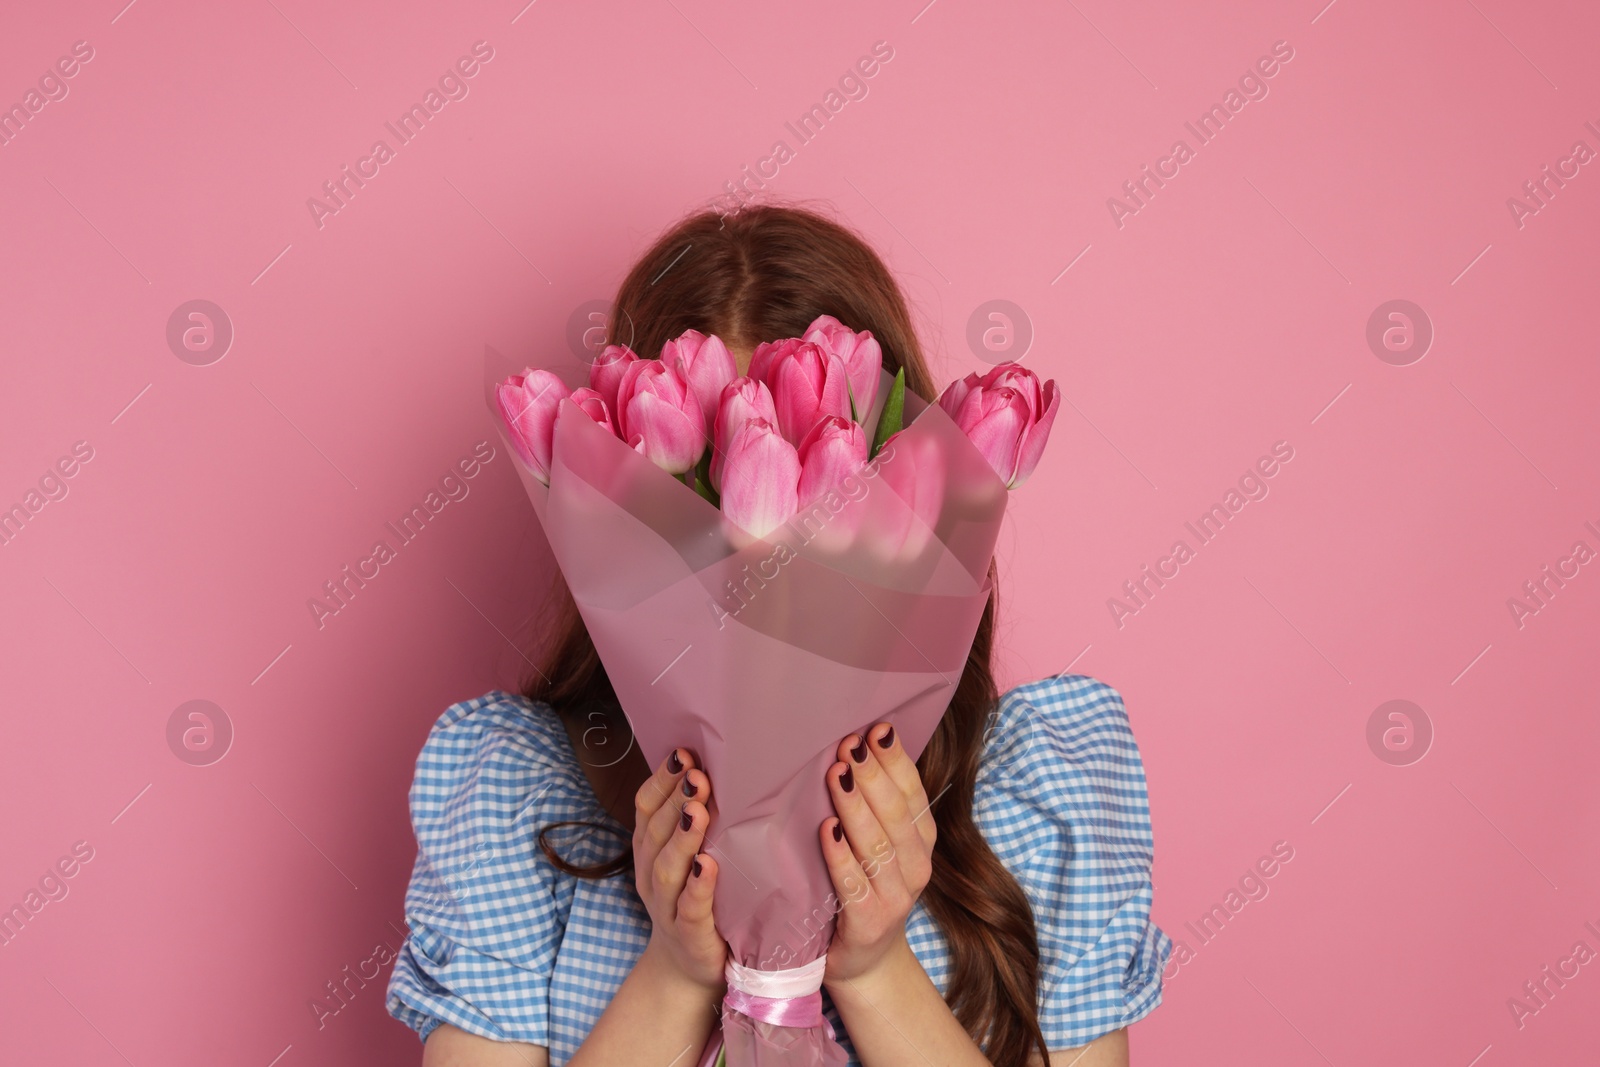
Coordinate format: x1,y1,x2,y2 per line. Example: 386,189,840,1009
486,354,1008,1067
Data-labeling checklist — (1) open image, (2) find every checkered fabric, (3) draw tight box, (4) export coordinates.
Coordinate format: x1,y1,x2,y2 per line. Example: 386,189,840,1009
385,674,1170,1062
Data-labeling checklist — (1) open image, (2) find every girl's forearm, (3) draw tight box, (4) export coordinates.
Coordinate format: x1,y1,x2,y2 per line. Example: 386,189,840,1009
825,935,993,1067
569,941,723,1066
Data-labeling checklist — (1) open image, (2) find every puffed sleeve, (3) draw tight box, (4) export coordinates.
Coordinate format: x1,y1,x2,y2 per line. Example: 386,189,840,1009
385,690,589,1047
973,674,1172,1050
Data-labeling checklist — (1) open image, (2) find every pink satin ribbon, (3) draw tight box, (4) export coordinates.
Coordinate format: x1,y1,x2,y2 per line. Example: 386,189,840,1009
726,987,836,1035
696,989,836,1067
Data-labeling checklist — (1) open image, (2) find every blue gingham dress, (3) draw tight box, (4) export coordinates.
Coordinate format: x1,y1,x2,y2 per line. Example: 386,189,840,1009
385,674,1170,1062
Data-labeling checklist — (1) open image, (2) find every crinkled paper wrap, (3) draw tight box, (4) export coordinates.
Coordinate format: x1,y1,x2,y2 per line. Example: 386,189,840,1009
485,350,1008,1067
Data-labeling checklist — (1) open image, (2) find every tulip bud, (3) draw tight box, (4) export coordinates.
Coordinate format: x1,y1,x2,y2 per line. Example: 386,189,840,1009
803,314,883,423
568,386,616,436
750,338,851,446
661,329,737,438
718,417,800,539
615,359,707,475
936,363,1060,488
711,377,778,492
496,369,571,485
796,415,868,506
589,344,639,416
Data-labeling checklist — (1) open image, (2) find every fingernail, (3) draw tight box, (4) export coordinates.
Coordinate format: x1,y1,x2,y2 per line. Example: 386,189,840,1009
831,821,844,842
667,749,683,773
682,775,696,797
840,765,854,793
680,808,693,831
692,856,703,878
850,737,868,763
877,725,895,749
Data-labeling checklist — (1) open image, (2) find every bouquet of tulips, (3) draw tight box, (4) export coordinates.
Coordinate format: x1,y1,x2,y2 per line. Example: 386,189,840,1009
489,316,1057,1067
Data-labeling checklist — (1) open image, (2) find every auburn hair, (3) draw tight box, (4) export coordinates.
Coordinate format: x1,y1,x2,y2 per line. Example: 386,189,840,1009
521,202,1050,1065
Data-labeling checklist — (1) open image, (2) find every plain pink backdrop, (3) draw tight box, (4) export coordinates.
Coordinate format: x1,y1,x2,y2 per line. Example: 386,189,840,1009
2,1,1597,1064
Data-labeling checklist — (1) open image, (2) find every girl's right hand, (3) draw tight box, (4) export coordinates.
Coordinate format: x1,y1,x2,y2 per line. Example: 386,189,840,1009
633,747,726,991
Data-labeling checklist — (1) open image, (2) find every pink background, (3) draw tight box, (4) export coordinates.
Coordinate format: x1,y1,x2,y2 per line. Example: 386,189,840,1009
2,0,1596,1063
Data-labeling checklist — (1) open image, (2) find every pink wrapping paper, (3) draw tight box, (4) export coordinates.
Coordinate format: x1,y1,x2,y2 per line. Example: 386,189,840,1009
486,350,1008,1066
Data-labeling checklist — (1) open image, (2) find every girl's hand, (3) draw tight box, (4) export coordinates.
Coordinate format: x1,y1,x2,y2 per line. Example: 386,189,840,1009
818,723,936,985
633,747,727,992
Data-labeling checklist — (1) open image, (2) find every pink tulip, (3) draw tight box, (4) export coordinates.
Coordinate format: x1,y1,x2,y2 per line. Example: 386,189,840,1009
746,336,803,385
748,338,851,446
589,343,639,415
496,369,571,485
796,415,868,506
937,363,1060,489
711,376,778,492
718,417,800,538
614,358,706,475
568,386,615,435
803,314,882,421
661,329,737,437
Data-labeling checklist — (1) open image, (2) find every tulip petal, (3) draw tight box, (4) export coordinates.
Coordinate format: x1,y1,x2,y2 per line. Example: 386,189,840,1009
568,386,616,436
1009,379,1060,488
589,344,638,418
495,369,570,485
797,415,868,505
719,419,801,539
960,388,1029,486
712,377,778,492
663,329,737,436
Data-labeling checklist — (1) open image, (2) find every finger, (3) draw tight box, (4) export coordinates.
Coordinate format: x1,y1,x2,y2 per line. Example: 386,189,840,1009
651,787,709,923
634,748,693,876
819,816,874,918
675,851,723,956
827,759,899,889
635,747,691,826
839,733,923,875
865,723,936,852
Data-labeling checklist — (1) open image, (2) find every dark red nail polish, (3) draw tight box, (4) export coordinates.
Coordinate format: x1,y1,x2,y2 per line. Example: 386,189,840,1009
680,808,693,831
840,765,854,793
668,749,683,773
877,725,895,749
692,856,703,878
831,821,844,842
850,737,868,763
682,775,696,797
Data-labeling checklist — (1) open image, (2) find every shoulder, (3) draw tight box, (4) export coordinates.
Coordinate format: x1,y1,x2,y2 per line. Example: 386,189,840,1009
977,673,1153,833
412,687,571,788
972,674,1170,1047
386,690,628,1046
402,690,624,942
411,692,565,851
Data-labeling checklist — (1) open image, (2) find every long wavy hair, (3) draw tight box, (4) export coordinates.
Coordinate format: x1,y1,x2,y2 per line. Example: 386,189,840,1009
521,202,1049,1065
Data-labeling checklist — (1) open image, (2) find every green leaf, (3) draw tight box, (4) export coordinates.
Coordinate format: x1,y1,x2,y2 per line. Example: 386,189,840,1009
870,368,906,459
691,450,720,507
713,1047,726,1067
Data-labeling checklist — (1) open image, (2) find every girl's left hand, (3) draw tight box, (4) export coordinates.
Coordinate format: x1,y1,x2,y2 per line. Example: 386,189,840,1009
818,722,936,985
